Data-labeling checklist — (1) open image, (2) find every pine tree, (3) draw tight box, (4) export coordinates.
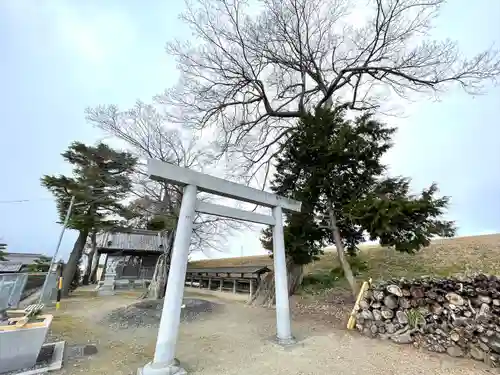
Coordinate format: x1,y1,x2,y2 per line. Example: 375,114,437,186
0,243,7,261
41,142,137,296
27,256,51,272
262,108,456,295
254,204,326,306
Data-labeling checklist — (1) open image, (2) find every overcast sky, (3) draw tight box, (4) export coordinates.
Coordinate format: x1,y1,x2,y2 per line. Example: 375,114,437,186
0,0,499,261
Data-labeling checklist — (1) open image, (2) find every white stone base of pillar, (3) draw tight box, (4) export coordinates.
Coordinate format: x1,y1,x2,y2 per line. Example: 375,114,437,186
98,275,116,296
275,335,297,347
138,359,186,375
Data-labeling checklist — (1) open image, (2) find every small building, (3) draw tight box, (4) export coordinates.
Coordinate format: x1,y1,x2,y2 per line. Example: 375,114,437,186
94,228,272,297
96,228,167,292
185,265,271,297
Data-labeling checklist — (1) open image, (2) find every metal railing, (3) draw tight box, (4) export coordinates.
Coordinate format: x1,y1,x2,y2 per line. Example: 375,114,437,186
0,273,29,310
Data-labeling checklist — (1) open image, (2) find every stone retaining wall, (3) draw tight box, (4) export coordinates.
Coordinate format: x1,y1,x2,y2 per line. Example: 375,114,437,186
355,274,500,367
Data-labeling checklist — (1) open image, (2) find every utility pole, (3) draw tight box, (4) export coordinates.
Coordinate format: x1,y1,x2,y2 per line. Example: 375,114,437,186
39,195,76,304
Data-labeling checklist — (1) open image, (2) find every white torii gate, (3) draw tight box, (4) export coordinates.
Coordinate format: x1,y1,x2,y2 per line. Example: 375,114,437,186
139,159,302,375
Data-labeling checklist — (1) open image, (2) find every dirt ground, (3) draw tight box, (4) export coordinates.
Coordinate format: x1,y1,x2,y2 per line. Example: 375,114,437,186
45,289,495,375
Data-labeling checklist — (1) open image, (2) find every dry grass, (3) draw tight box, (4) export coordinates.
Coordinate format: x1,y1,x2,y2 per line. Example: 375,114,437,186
189,234,500,281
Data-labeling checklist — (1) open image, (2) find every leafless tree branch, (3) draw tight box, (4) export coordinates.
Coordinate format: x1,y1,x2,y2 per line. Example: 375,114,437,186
158,0,500,182
85,102,248,253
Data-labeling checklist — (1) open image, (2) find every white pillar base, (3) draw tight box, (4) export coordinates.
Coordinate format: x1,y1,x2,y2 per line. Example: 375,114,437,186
275,335,297,347
138,359,186,375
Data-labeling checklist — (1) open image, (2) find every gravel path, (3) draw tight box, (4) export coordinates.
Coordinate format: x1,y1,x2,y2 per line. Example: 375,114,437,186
45,291,494,375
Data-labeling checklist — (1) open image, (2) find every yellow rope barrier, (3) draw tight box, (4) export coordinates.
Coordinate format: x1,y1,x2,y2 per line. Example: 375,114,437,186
347,278,372,330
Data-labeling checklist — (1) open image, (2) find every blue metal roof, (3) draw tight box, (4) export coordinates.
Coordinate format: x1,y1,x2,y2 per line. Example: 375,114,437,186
0,262,23,273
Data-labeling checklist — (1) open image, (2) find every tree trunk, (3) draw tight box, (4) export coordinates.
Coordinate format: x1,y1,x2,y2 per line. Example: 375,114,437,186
89,248,100,284
248,257,303,307
82,231,97,285
62,230,89,297
141,231,175,299
145,254,166,299
327,203,357,297
141,182,179,299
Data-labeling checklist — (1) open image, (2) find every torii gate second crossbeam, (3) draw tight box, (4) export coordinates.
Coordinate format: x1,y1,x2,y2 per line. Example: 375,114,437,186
138,159,302,375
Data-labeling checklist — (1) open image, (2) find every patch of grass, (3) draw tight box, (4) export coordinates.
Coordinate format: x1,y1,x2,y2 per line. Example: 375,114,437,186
306,234,500,284
407,308,426,329
50,314,88,341
301,256,369,293
302,271,340,291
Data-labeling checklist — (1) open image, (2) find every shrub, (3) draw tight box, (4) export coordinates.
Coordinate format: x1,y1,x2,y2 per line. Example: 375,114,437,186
70,261,82,292
301,255,369,292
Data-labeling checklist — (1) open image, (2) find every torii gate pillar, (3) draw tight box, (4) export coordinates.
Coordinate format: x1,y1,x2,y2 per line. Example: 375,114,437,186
139,160,301,375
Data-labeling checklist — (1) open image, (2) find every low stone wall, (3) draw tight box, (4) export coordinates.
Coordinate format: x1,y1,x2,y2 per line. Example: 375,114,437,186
355,274,500,367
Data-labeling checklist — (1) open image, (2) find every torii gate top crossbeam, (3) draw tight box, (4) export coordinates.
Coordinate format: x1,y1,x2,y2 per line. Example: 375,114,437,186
147,159,302,212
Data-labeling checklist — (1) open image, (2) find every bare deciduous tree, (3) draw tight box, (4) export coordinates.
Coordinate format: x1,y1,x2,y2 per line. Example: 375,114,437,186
85,102,247,298
157,0,499,305
159,0,500,180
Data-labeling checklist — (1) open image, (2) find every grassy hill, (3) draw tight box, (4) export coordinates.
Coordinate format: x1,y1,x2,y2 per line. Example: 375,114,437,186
189,254,273,269
189,234,500,283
